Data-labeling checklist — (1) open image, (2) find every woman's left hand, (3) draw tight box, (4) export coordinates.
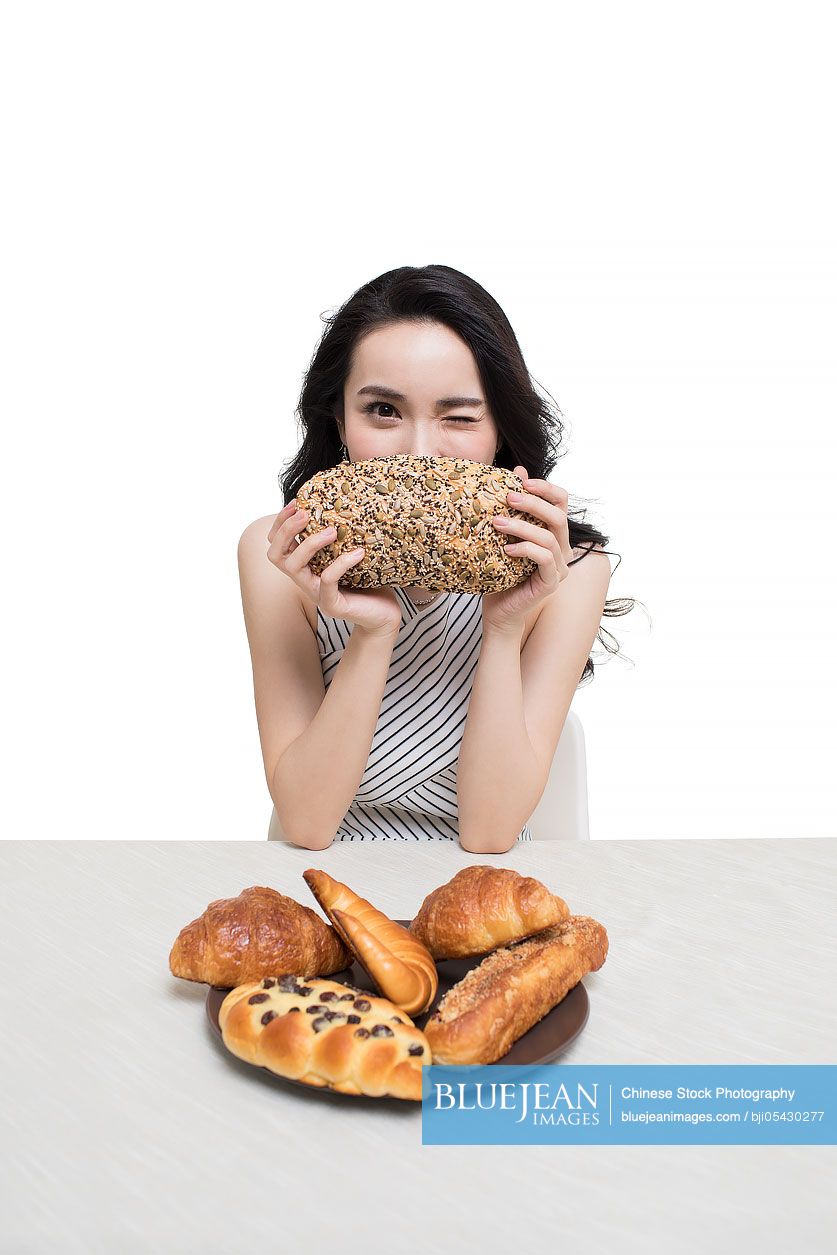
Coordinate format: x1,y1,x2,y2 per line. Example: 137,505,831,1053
481,464,574,634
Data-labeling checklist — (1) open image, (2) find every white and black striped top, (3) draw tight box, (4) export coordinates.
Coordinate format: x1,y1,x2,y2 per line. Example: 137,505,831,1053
316,586,534,842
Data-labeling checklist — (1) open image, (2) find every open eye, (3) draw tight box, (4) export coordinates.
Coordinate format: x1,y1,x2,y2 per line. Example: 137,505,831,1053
362,401,399,420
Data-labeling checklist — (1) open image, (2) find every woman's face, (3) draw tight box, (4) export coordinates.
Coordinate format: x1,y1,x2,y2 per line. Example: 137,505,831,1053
337,320,500,465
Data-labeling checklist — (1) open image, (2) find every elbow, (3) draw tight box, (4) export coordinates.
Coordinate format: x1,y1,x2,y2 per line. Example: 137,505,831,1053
457,802,532,854
458,828,519,855
457,786,542,855
287,833,336,851
270,763,338,849
278,813,336,850
271,794,336,851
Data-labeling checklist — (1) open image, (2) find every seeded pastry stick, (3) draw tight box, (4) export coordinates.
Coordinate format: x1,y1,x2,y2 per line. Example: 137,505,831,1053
423,915,609,1066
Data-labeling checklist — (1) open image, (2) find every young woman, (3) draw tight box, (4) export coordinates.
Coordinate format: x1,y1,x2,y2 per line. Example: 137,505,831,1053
238,265,632,851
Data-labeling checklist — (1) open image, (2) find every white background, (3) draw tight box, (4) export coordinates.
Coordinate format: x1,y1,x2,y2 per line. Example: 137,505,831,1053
2,2,834,841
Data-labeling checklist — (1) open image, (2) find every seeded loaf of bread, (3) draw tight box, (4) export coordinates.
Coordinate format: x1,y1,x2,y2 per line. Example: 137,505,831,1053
219,975,431,1100
295,454,540,594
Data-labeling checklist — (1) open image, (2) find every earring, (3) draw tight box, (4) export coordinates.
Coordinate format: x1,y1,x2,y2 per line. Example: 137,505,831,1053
340,443,349,462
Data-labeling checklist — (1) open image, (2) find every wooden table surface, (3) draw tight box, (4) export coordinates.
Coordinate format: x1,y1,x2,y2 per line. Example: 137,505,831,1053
1,838,835,1254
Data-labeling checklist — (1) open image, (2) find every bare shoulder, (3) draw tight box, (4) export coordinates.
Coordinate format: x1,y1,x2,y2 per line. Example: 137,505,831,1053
551,541,611,606
237,515,317,635
567,541,612,578
522,543,611,645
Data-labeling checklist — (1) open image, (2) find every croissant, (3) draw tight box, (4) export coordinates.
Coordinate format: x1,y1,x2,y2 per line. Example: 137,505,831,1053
408,865,570,959
302,869,438,1016
169,885,352,986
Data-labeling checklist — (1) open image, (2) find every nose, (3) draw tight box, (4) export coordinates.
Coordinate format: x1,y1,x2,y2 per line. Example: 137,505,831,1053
416,432,455,457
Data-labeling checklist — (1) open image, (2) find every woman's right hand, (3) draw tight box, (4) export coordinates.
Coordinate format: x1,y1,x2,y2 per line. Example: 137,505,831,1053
267,502,403,638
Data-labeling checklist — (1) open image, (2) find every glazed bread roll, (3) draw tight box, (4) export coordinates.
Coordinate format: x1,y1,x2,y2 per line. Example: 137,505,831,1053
294,454,540,593
168,886,352,987
219,975,431,1100
303,868,438,1016
409,865,570,959
423,915,609,1065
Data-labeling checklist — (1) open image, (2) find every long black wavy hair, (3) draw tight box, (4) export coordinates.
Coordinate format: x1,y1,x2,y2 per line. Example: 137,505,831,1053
280,264,639,684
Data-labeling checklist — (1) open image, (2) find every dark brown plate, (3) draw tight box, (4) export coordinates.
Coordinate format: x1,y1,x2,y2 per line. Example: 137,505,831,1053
205,920,590,1099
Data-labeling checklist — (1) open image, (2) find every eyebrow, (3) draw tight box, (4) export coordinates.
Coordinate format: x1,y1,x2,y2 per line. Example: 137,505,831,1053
356,385,484,410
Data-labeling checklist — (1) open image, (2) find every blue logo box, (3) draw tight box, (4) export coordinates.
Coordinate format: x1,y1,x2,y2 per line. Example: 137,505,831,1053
421,1065,837,1145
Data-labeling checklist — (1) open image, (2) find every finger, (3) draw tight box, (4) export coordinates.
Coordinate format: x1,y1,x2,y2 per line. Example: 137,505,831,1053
268,507,309,556
319,547,366,598
493,515,562,555
268,500,298,544
507,481,569,509
268,501,296,542
504,493,564,523
505,495,570,556
320,547,365,584
502,539,566,583
280,522,337,572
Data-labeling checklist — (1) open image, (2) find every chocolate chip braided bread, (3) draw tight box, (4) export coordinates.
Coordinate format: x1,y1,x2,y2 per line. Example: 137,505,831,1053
218,976,431,1100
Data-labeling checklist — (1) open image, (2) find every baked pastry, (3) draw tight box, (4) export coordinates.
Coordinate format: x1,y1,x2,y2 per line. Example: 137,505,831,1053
169,885,352,987
423,915,609,1064
302,869,438,1016
409,865,570,959
218,975,431,1100
294,454,540,593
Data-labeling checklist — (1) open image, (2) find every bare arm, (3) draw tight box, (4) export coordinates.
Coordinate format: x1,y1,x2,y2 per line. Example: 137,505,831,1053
272,627,398,847
457,547,612,852
238,517,398,850
457,624,543,853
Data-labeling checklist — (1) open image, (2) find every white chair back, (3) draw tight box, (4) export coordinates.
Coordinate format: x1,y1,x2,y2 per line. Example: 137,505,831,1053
527,709,590,840
267,806,286,842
